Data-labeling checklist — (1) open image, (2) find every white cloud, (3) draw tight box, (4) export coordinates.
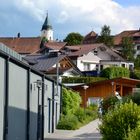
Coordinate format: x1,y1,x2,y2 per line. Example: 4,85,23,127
1,0,140,36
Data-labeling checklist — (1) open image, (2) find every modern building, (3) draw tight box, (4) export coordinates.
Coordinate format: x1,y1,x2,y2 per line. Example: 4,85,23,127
0,43,62,140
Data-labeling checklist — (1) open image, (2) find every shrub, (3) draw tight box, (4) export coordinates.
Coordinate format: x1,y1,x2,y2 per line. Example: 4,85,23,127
130,70,140,80
99,101,140,140
131,92,140,105
87,103,98,111
74,108,86,123
122,92,140,105
101,66,130,79
125,126,140,140
62,76,106,84
85,109,94,117
57,115,79,130
101,95,119,115
62,87,81,115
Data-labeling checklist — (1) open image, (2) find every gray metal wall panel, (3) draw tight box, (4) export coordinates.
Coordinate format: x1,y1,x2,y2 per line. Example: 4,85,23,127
54,85,61,127
8,62,27,140
30,72,42,140
0,57,5,140
44,79,53,137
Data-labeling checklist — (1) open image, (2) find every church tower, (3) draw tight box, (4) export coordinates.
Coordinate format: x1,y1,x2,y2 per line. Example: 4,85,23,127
41,13,53,41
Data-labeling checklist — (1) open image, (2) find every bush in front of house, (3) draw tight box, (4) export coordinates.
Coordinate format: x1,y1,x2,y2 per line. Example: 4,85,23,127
131,92,140,105
130,69,140,80
62,76,106,84
62,87,81,115
125,126,140,140
57,115,79,130
87,103,98,111
101,95,119,115
100,66,130,79
99,101,140,140
74,108,86,123
57,87,98,130
57,108,98,130
122,92,140,106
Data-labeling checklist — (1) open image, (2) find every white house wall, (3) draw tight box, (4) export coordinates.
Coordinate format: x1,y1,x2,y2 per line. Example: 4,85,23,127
77,48,112,71
0,58,5,140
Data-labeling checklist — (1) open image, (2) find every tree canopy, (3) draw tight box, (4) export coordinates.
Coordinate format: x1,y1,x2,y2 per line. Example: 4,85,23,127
63,32,84,46
97,25,113,47
121,37,135,61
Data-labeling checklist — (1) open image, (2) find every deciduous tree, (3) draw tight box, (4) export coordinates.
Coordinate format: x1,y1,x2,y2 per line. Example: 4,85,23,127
97,25,113,47
64,32,83,46
121,37,135,61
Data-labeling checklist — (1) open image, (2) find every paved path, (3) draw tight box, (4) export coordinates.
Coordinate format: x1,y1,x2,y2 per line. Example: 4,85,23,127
45,119,102,140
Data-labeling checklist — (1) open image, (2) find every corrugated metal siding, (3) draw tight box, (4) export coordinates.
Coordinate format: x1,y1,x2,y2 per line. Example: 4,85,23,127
0,57,5,140
8,62,27,140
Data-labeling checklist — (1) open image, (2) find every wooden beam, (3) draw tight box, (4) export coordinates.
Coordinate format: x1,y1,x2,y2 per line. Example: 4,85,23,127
120,84,123,96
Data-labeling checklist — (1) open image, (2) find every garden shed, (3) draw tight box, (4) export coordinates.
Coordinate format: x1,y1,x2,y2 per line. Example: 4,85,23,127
72,77,140,107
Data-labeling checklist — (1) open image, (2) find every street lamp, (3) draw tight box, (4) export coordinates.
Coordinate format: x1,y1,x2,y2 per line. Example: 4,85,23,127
83,85,89,113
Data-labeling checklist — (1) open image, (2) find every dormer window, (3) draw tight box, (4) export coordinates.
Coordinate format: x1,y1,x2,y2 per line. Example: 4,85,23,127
93,48,98,55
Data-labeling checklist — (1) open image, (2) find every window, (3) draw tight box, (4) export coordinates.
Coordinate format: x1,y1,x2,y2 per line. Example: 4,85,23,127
96,64,99,70
84,63,90,71
121,64,125,67
93,48,98,55
137,45,140,50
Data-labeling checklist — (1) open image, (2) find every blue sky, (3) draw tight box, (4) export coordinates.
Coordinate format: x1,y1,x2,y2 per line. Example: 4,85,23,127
0,0,140,40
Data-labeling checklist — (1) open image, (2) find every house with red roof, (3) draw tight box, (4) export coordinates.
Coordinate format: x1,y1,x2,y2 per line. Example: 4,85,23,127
113,29,140,58
64,43,134,75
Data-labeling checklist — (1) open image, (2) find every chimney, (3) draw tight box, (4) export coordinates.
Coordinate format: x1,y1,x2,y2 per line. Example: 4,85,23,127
17,32,20,38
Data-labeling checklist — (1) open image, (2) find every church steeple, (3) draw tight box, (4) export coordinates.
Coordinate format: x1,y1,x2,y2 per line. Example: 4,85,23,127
41,12,53,41
41,13,52,30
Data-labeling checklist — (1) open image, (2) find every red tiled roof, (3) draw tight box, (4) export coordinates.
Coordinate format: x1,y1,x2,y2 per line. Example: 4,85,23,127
83,31,98,44
0,37,41,54
114,30,140,45
44,41,67,50
84,31,97,39
67,43,104,57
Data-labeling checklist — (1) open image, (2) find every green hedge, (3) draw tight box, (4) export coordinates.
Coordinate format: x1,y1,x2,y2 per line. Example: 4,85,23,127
100,67,130,79
99,101,140,140
62,76,106,84
62,87,81,115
